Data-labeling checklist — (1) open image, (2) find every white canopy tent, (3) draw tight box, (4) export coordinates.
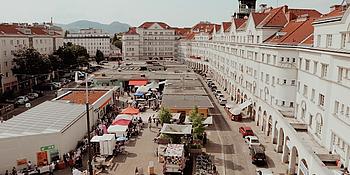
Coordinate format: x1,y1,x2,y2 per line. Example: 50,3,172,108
160,124,192,135
147,81,159,89
107,125,129,134
136,86,149,93
115,114,133,121
90,136,103,143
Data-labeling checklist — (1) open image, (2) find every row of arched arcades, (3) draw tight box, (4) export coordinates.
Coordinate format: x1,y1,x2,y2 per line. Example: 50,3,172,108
189,62,312,175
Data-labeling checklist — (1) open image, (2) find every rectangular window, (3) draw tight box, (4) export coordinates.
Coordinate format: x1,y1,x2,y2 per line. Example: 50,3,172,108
321,64,328,78
319,94,325,107
290,102,294,107
317,35,321,47
303,85,308,97
334,101,339,114
341,33,346,48
291,80,296,86
326,34,332,48
311,89,315,102
313,61,318,74
305,60,310,71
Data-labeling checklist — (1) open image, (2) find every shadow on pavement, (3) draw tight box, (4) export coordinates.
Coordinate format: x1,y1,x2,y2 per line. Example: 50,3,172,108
206,140,235,154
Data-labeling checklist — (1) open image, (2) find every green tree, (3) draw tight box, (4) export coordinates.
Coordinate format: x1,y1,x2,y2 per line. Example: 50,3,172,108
48,54,63,71
54,42,89,68
95,49,105,64
158,107,172,125
189,106,205,139
12,48,52,75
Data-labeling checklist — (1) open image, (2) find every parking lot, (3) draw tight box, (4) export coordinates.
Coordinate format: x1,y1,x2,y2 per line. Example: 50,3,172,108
0,91,56,121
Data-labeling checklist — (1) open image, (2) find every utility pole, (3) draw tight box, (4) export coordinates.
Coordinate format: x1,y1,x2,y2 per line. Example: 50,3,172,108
85,73,93,175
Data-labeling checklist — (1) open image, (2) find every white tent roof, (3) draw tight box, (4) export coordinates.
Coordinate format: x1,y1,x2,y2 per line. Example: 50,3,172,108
107,125,128,133
230,100,252,115
147,81,159,89
91,136,103,143
101,134,115,141
172,113,181,120
115,114,133,121
160,124,192,135
0,101,85,139
136,86,149,93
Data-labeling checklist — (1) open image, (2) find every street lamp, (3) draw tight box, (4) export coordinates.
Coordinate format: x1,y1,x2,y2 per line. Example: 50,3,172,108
85,73,93,175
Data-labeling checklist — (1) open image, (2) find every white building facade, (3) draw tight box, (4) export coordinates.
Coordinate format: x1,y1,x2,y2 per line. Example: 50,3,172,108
0,23,63,93
180,4,350,175
122,22,176,61
64,28,110,57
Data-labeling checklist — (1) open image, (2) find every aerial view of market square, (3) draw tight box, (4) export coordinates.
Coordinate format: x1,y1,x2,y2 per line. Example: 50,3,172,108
0,0,350,175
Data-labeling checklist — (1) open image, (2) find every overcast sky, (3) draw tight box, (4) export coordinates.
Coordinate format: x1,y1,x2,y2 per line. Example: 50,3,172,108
0,0,342,27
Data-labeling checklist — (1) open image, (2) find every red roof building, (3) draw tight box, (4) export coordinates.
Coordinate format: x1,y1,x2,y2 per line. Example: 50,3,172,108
138,22,171,29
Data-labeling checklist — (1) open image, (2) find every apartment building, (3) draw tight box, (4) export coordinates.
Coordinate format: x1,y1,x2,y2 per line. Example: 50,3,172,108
64,28,110,57
179,3,350,175
122,22,176,60
0,23,63,93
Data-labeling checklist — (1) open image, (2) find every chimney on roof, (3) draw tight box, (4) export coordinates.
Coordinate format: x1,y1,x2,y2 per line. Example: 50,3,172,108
330,5,342,12
282,5,288,13
259,4,267,13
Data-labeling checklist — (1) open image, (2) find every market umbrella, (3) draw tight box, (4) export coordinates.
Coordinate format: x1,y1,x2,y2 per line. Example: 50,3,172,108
121,106,140,115
116,136,128,142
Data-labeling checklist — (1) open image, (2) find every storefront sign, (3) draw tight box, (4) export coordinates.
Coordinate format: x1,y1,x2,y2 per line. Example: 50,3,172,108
40,144,55,151
36,151,48,166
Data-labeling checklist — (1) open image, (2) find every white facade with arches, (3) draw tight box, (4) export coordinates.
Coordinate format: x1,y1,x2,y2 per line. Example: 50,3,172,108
180,4,350,175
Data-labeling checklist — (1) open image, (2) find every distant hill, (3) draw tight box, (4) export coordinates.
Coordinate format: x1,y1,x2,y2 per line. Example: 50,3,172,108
56,20,130,35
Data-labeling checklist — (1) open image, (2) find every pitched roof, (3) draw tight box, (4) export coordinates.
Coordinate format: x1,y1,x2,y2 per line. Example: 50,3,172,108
0,24,54,36
60,90,108,104
191,22,219,34
222,22,232,32
265,17,316,46
233,18,247,29
288,9,322,18
251,13,269,26
257,6,288,28
0,24,23,35
125,27,138,35
139,22,171,29
316,5,347,21
175,28,191,36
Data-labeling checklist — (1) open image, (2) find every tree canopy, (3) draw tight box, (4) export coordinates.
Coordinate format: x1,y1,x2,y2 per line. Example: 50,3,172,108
158,107,172,125
12,48,52,75
54,42,89,68
189,106,205,139
95,49,105,64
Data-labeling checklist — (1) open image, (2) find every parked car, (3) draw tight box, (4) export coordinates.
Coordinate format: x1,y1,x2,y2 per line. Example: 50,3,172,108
27,93,39,100
213,90,221,96
216,93,224,99
15,96,29,105
239,126,255,138
219,98,227,106
250,145,267,165
245,136,261,148
256,168,273,175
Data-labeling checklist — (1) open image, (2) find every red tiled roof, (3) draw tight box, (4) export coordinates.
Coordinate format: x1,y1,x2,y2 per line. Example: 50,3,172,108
233,18,247,29
222,22,232,32
300,34,314,46
191,23,219,34
139,22,171,29
185,32,196,40
28,27,48,35
258,6,288,28
288,9,322,18
317,5,347,21
61,90,107,104
214,25,221,33
251,13,269,26
175,28,191,36
265,17,316,46
0,24,22,35
125,27,138,35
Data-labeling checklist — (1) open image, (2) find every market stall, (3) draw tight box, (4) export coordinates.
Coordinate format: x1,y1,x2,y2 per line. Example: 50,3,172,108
107,125,128,137
121,106,140,115
162,144,186,174
90,134,116,156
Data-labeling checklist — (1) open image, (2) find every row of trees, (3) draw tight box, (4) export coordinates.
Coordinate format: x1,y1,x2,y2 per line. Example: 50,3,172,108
12,42,105,76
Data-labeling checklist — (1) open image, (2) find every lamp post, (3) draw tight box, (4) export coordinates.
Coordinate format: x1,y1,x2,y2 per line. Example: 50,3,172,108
85,73,93,175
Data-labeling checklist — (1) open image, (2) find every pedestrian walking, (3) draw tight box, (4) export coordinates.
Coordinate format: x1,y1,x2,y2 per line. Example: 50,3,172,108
4,170,9,175
11,167,16,175
135,167,139,175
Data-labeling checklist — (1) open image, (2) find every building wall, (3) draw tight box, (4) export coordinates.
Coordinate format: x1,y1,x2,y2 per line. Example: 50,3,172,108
64,29,110,57
122,23,176,60
0,34,63,93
